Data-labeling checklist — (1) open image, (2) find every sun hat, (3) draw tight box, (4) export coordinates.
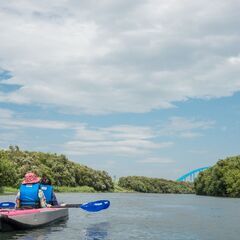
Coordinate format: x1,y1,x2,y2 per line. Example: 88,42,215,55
22,172,41,184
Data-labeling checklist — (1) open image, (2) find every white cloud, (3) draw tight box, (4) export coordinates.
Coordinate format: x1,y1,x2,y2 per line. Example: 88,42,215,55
65,140,163,156
0,108,173,156
0,108,14,118
228,56,240,65
138,157,175,164
0,108,76,129
0,132,19,144
65,125,173,156
188,149,208,154
0,107,215,156
159,117,215,138
0,0,239,114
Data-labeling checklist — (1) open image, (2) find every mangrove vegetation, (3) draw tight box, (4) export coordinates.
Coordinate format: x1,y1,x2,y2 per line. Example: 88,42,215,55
194,155,240,197
2,146,239,196
119,176,194,194
0,146,114,193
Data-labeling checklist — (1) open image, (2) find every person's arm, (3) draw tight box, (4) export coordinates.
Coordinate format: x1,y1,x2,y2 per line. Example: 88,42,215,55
38,189,49,208
52,192,59,206
15,191,20,209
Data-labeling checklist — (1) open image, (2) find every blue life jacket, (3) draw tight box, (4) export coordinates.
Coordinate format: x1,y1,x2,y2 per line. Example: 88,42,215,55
20,183,40,208
40,184,53,204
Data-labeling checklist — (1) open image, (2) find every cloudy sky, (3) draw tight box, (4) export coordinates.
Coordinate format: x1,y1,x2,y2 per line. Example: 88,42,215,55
0,0,240,179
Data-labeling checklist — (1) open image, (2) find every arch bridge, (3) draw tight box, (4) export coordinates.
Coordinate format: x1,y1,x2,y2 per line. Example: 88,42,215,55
177,167,210,182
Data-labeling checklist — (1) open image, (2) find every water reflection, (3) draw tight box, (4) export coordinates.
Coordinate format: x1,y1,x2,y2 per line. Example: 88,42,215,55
0,220,67,240
0,221,110,240
84,222,110,240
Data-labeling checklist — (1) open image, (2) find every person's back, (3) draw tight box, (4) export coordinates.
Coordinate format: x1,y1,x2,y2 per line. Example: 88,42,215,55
19,181,41,208
40,176,58,206
16,172,49,209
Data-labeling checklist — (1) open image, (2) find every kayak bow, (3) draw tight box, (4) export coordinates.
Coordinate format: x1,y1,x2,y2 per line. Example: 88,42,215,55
0,208,68,232
0,199,110,231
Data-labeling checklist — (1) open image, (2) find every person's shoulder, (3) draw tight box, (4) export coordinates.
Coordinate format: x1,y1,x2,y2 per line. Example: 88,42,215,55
38,189,44,196
16,190,20,198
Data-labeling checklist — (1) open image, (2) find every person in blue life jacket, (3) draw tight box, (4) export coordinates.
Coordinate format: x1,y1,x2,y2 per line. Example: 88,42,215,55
40,176,58,206
16,172,51,209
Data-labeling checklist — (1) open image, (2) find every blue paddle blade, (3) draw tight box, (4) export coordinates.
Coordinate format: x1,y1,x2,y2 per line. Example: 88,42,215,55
80,200,110,212
0,202,15,209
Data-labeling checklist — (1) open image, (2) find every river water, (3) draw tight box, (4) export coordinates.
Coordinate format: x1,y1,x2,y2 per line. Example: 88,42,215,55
1,193,240,240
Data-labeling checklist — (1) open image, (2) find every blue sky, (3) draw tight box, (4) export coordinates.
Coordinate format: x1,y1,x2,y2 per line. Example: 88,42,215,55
0,0,240,180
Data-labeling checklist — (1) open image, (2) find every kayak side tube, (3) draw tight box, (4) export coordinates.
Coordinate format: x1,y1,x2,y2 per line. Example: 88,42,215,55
0,208,69,232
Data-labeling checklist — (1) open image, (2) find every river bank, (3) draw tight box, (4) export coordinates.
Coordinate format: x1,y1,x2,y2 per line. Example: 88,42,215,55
0,184,133,195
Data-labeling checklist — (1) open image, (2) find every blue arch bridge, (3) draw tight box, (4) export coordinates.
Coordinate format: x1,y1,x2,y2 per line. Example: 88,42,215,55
177,167,210,182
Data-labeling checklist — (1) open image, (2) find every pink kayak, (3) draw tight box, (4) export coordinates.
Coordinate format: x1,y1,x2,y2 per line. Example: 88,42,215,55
0,208,68,231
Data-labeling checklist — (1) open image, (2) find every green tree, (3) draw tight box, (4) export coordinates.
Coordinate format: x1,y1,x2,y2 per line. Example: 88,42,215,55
195,156,240,197
0,147,114,192
119,176,194,194
0,152,17,191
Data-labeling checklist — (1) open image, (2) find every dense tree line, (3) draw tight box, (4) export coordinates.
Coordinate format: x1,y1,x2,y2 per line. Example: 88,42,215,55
0,146,114,192
118,176,194,193
194,156,240,197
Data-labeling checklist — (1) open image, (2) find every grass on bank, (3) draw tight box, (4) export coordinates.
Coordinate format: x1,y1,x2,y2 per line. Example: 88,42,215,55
114,183,134,193
0,186,97,194
0,184,133,194
0,186,18,195
55,184,134,193
54,186,96,193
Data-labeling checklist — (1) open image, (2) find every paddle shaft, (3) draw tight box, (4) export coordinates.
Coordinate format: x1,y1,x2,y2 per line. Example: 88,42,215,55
53,204,81,208
0,199,110,212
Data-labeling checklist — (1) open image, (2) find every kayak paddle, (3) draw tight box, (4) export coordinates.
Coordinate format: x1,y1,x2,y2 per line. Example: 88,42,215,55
57,200,110,212
0,200,110,212
0,202,16,209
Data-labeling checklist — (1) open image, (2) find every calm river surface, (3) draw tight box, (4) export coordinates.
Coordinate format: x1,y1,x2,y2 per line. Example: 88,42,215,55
1,193,240,240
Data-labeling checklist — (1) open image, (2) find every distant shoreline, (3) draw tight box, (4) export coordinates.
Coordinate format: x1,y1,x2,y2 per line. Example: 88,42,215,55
0,184,133,195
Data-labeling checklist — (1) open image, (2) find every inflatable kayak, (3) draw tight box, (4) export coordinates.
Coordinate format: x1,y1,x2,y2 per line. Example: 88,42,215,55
0,208,68,232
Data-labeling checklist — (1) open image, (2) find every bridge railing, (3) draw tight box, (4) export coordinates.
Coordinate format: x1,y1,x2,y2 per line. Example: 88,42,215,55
177,167,210,182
